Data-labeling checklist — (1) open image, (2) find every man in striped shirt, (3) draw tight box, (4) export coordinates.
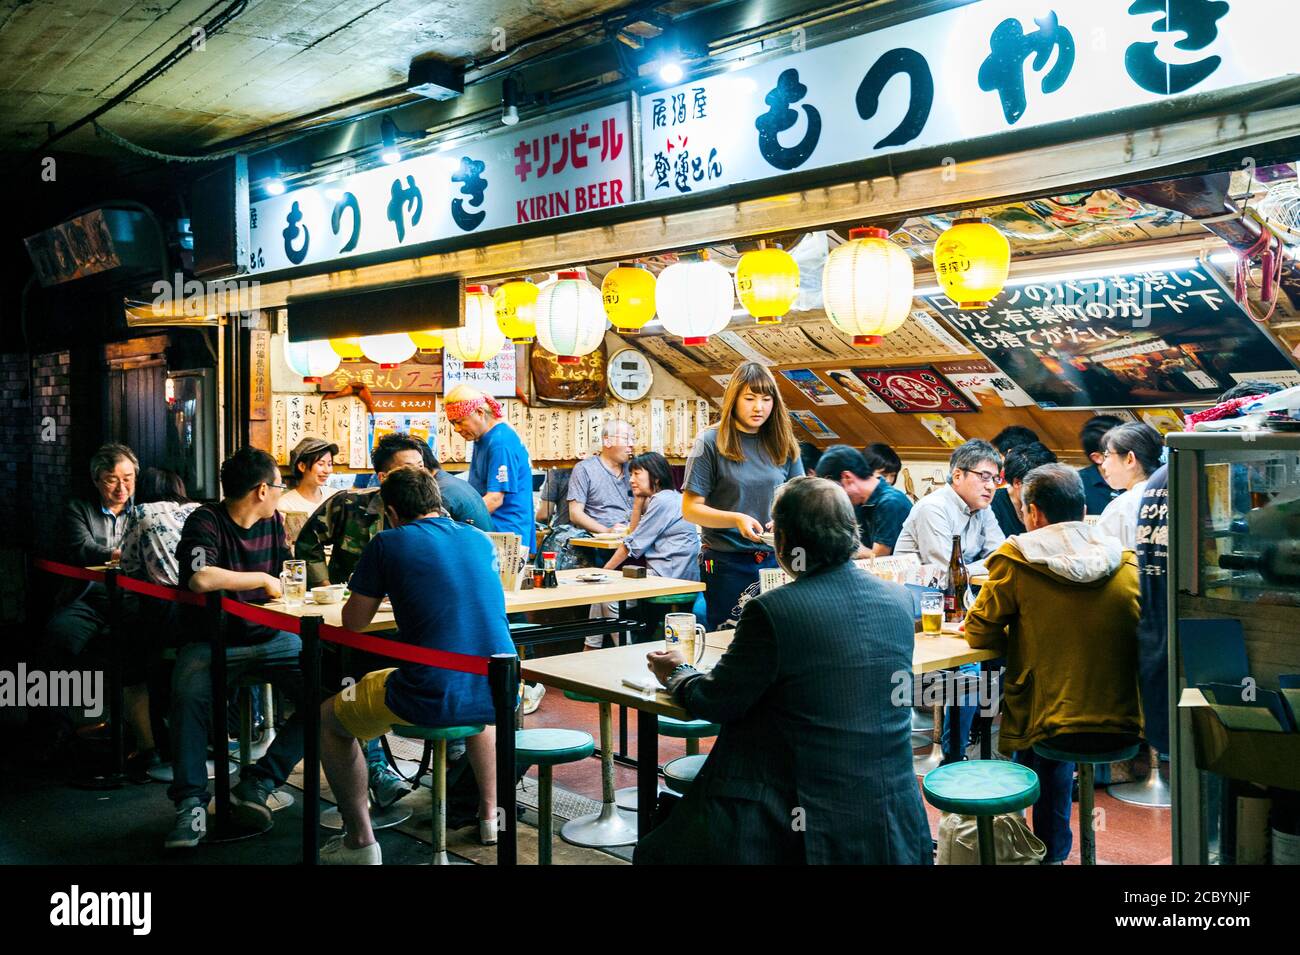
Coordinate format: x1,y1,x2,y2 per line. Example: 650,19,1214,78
165,447,302,850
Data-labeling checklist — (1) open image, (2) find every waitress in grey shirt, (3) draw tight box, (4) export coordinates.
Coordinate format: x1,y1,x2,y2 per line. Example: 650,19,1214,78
682,362,803,629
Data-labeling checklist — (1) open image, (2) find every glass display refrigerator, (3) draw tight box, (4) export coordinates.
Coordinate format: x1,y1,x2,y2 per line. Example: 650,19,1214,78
1168,432,1300,865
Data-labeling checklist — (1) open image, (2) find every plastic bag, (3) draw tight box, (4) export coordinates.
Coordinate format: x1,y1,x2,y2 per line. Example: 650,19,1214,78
936,811,1046,865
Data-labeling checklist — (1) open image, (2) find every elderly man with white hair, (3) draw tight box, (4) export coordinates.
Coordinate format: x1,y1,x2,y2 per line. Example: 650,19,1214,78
568,419,645,649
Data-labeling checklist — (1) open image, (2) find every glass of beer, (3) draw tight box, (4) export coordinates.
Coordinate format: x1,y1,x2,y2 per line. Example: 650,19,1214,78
920,592,944,636
281,559,307,608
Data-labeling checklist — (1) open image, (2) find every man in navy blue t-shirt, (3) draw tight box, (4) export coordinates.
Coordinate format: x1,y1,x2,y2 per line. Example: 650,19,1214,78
445,384,536,555
318,467,514,865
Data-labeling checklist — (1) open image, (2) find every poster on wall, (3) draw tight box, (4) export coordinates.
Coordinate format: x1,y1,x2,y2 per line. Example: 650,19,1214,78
780,369,846,406
924,266,1298,408
934,359,1035,408
444,345,517,398
823,369,895,413
530,343,607,406
852,367,974,414
918,414,967,449
789,410,838,440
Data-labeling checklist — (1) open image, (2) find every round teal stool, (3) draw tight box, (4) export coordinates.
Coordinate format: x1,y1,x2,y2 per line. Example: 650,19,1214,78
1033,737,1140,865
922,760,1040,865
516,728,595,865
664,754,707,794
559,690,637,848
615,715,719,812
390,724,484,865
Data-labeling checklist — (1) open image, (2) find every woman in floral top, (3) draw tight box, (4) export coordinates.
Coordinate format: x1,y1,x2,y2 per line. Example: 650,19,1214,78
120,469,200,587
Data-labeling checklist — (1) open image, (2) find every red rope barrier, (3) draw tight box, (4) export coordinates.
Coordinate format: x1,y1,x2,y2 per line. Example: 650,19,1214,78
33,558,106,583
33,556,494,675
220,596,302,634
116,573,205,605
319,623,490,676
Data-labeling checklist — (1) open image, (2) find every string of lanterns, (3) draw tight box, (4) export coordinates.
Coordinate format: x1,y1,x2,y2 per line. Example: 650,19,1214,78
283,220,1010,383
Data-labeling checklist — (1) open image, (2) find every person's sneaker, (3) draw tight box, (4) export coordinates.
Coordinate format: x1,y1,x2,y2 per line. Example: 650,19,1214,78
230,777,274,823
320,834,381,865
125,748,161,784
522,683,546,715
369,765,415,809
479,816,498,846
164,797,206,849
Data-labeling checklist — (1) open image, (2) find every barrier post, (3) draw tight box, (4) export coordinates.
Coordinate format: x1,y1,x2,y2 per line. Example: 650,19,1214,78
207,592,232,824
489,653,520,867
104,567,126,778
300,614,322,865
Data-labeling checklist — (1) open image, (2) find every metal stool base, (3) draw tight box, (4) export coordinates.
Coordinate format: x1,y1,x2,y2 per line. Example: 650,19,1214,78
148,760,232,783
561,801,638,848
913,744,944,776
614,785,661,812
1107,769,1171,808
320,802,413,831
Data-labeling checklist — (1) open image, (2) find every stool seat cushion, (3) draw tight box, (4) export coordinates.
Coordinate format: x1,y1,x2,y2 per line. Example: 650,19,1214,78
391,724,484,741
563,689,603,705
1032,741,1140,764
663,754,707,794
922,760,1040,816
516,728,595,766
658,716,719,739
645,593,696,605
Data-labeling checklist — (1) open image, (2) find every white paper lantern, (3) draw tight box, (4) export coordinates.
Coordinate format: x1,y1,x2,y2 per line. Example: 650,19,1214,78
534,270,608,365
283,339,340,382
655,256,734,345
445,285,507,368
821,227,914,345
359,332,416,368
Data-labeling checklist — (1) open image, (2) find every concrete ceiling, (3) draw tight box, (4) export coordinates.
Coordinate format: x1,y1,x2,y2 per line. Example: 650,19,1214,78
0,0,672,158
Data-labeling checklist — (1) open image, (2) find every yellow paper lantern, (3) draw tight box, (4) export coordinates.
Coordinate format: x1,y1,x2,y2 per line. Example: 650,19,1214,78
821,227,913,346
359,333,416,369
494,279,539,343
445,285,506,369
601,264,657,334
735,246,800,325
330,337,364,362
410,330,445,354
933,218,1011,309
534,271,607,365
283,339,340,383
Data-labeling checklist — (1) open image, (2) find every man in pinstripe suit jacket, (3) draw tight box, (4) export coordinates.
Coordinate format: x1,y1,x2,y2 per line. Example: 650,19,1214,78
637,476,932,865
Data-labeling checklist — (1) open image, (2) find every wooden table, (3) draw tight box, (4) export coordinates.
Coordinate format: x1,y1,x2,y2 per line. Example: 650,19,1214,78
570,537,622,551
522,625,994,837
265,568,704,635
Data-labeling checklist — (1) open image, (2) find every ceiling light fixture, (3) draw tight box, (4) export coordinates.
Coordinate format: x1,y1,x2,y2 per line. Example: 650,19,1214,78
501,75,521,126
381,116,402,165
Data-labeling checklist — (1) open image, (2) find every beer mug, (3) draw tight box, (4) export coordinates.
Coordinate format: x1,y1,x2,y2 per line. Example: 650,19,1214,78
663,612,707,666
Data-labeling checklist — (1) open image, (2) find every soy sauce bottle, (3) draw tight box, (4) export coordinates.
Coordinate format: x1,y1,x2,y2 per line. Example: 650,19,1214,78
542,551,559,589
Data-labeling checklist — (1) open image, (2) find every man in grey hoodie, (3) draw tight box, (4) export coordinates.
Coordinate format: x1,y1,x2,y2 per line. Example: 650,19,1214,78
965,463,1142,863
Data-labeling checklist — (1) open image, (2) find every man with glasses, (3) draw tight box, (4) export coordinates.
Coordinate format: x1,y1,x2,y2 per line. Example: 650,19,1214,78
894,440,1006,761
165,447,301,848
894,439,1006,576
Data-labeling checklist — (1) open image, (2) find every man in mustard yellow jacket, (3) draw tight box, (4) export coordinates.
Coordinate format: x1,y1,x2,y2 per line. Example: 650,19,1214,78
965,463,1142,863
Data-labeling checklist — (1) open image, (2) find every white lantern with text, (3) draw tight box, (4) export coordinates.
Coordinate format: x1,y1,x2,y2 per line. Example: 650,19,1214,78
822,227,914,346
445,285,507,369
534,270,607,365
655,254,733,346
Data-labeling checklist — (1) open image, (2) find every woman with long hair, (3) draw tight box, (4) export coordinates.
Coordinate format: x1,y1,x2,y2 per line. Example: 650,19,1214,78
682,362,802,629
1095,422,1164,549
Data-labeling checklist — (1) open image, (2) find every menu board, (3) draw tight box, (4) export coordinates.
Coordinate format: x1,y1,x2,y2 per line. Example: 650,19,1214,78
924,266,1297,408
